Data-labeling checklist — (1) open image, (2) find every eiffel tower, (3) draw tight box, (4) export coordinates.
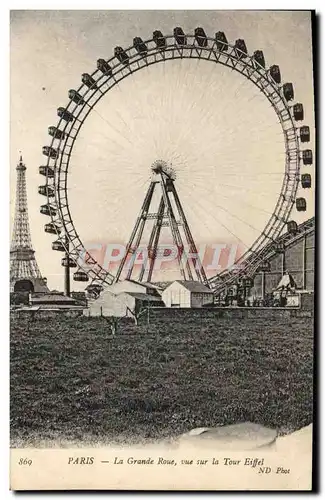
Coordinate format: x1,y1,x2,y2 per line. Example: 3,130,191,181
10,155,48,293
115,160,209,285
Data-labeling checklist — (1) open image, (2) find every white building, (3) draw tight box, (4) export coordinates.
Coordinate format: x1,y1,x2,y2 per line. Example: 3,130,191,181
161,280,214,308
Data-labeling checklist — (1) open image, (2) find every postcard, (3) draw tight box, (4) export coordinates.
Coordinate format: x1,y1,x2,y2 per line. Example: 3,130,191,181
10,9,316,491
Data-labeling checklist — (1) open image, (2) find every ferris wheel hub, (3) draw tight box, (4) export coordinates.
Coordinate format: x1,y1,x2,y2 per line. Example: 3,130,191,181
151,159,168,173
151,159,176,180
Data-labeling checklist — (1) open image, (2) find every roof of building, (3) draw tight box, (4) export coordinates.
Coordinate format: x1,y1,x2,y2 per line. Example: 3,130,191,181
124,278,147,287
152,281,173,290
124,279,163,291
12,305,84,312
124,292,164,302
142,282,164,291
164,280,213,294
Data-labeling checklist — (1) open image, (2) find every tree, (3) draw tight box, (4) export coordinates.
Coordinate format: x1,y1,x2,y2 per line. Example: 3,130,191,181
126,301,150,326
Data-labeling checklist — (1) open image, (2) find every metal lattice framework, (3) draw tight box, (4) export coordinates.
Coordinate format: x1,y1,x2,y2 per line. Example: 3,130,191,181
11,156,46,291
39,29,312,292
115,161,209,285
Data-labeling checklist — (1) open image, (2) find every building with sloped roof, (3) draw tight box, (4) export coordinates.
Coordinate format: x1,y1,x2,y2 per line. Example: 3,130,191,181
85,289,164,317
161,280,213,308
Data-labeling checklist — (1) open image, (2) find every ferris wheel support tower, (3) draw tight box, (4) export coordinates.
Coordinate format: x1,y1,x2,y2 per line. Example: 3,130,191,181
115,160,209,285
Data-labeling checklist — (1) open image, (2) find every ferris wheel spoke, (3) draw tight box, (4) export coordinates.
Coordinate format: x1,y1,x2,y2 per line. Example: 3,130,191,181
89,107,134,148
75,134,132,160
77,174,153,233
187,178,281,199
99,91,137,139
188,170,285,178
211,73,256,124
181,187,251,250
182,176,277,217
217,120,283,146
181,177,268,237
187,175,284,193
163,60,218,152
97,171,151,194
110,74,150,134
171,137,285,173
72,165,150,200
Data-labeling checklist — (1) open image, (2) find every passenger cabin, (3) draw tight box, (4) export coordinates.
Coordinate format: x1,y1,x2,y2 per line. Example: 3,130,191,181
153,30,166,49
42,146,58,159
86,284,103,299
133,37,148,54
68,89,84,105
114,46,129,65
57,107,74,122
40,204,57,216
296,197,307,212
194,27,208,47
97,59,112,76
215,31,228,52
293,103,304,121
45,222,61,234
174,27,187,45
253,50,265,68
234,39,247,59
48,126,65,140
73,271,89,282
283,82,294,101
39,166,54,177
287,220,298,235
82,73,97,89
269,65,281,84
301,173,311,189
38,185,54,197
52,240,65,252
302,149,313,165
61,257,77,268
300,126,310,143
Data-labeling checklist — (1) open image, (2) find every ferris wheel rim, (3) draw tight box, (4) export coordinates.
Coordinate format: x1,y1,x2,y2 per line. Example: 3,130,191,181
40,32,305,289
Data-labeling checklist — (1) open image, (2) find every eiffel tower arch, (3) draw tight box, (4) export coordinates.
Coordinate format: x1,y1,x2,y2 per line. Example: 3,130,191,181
10,155,48,293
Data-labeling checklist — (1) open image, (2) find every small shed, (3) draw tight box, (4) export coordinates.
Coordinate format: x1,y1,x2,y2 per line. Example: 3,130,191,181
161,280,214,308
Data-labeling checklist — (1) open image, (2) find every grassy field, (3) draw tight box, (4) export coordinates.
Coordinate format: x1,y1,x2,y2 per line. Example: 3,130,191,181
10,314,314,447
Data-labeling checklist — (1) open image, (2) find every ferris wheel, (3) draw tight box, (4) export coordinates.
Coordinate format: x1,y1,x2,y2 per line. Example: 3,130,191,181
38,27,313,294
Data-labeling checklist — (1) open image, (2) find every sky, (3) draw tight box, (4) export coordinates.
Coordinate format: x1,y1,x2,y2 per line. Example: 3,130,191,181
10,10,315,291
